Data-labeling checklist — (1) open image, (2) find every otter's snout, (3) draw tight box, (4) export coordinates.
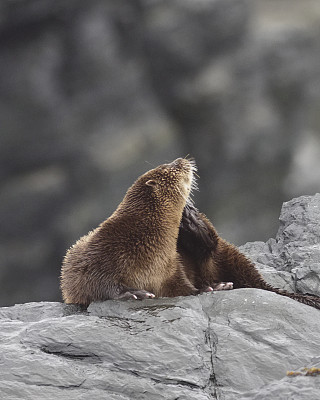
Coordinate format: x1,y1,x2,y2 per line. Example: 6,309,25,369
169,158,192,169
171,158,184,165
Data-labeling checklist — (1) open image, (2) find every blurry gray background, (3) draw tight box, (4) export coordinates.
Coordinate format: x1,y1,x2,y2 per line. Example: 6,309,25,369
1,0,320,306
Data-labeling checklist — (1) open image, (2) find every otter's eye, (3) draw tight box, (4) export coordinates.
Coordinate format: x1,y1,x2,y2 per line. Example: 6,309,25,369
146,180,157,187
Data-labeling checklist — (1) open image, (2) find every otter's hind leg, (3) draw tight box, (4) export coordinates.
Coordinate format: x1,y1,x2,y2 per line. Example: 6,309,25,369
215,239,268,289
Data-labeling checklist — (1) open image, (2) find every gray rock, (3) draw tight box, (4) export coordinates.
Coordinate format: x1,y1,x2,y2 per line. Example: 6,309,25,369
1,290,320,400
240,374,320,400
1,193,320,398
240,193,320,296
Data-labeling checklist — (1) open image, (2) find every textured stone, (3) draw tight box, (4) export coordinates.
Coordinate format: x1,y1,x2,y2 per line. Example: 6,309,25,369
240,194,320,297
1,193,320,398
1,290,320,400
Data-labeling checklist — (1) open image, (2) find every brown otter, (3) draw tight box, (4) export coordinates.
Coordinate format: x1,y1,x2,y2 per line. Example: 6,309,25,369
61,158,229,306
178,203,320,310
61,157,320,310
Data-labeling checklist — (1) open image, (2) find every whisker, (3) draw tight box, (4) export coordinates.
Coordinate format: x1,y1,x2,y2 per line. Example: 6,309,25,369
186,195,195,206
194,171,200,179
186,154,195,162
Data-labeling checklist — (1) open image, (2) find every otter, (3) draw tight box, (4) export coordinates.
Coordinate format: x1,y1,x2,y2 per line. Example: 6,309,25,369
61,158,231,306
178,203,320,310
61,158,320,310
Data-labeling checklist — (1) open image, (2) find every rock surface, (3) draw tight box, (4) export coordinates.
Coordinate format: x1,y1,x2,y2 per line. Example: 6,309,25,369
240,193,320,296
1,292,320,400
0,193,320,399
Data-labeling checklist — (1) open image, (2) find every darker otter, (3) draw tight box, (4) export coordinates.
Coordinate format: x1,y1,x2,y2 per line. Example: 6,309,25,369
178,203,320,310
61,158,216,306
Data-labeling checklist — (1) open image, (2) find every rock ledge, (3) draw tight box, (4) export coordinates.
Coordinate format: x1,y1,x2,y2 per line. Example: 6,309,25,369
1,194,320,400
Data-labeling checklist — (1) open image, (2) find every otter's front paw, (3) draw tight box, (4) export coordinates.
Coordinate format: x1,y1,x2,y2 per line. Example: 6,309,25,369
211,282,233,291
199,286,214,293
118,290,155,300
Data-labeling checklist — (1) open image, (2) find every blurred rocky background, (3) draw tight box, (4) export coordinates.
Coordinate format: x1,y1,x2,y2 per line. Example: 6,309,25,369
1,0,320,306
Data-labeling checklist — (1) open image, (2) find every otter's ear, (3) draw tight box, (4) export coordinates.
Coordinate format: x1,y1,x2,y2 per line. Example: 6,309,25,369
146,179,157,187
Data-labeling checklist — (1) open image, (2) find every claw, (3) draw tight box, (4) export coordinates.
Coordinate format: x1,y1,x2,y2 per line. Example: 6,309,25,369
212,282,234,291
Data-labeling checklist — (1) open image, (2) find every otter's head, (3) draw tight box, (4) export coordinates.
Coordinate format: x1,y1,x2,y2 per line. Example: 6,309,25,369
123,158,197,218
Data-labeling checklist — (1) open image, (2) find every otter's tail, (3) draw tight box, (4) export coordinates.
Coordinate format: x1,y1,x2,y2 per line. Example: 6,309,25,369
255,279,320,310
220,241,320,310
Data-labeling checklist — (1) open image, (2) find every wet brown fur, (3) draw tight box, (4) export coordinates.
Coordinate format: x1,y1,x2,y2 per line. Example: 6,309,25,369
178,204,320,310
60,158,198,305
61,158,320,310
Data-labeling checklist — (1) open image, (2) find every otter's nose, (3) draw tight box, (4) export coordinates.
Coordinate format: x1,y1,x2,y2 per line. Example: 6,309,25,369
170,158,184,167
